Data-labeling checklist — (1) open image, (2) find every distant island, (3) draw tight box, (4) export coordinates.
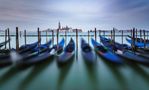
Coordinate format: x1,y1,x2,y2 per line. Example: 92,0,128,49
43,22,82,32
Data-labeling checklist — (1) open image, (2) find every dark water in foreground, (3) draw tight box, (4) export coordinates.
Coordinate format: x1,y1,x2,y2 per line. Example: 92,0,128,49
0,32,149,90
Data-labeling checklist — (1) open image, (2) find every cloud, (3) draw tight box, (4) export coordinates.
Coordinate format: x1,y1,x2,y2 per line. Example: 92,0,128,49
0,0,149,30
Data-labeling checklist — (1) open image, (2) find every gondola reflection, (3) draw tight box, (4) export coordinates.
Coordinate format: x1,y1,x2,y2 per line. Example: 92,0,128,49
0,31,149,90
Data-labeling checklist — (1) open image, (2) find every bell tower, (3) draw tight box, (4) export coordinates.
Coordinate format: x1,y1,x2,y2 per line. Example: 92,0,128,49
58,21,61,29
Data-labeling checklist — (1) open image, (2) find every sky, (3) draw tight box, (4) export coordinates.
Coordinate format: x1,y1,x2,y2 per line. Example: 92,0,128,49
0,0,149,31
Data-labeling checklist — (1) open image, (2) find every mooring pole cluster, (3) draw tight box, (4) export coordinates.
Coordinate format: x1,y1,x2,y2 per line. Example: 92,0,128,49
1,27,149,52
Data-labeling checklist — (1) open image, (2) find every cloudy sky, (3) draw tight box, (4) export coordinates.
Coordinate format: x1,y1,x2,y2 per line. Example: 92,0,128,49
0,0,149,31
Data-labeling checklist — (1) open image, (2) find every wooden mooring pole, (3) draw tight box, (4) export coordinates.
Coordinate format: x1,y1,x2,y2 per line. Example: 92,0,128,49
88,31,90,44
5,29,7,49
46,31,48,43
136,29,138,39
111,30,113,40
143,30,146,48
140,30,142,42
95,28,97,41
76,29,78,60
76,29,78,50
113,28,115,46
8,28,11,49
37,28,40,47
131,29,133,37
65,31,67,46
16,27,19,51
57,29,59,46
122,30,124,44
132,28,135,51
52,30,54,45
103,31,106,37
140,30,142,38
24,30,27,45
99,30,101,42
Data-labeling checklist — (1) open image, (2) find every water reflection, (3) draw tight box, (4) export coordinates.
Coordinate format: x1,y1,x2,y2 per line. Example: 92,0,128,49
18,57,54,90
57,56,74,90
75,50,78,61
0,34,149,90
0,66,29,85
126,62,149,84
83,58,98,90
101,58,128,89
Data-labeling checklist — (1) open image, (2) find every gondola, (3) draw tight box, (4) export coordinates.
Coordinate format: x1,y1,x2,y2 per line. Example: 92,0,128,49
16,47,55,67
91,38,123,64
57,38,75,65
0,40,39,61
125,36,149,53
16,39,66,67
0,40,52,67
31,39,52,53
100,36,149,65
0,40,39,60
81,38,95,63
126,35,149,47
127,35,149,43
20,39,53,60
0,39,11,48
18,40,40,54
126,38,149,55
126,38,149,47
0,40,40,61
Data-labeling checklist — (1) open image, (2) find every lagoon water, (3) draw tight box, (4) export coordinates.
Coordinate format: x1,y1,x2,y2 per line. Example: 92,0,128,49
0,32,149,90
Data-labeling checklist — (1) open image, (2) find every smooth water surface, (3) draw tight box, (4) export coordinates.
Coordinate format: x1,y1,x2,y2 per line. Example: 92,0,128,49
0,32,149,90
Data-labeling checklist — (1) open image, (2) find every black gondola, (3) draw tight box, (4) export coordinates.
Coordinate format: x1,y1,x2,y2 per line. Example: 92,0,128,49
81,38,96,64
16,39,65,67
0,40,40,61
91,38,123,64
0,40,51,67
100,36,149,65
57,38,75,65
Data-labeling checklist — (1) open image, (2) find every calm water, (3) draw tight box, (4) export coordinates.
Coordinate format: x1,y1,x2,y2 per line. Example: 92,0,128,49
0,32,149,90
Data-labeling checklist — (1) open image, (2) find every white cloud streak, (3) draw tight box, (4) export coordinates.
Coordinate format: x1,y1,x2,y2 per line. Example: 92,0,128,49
0,0,149,31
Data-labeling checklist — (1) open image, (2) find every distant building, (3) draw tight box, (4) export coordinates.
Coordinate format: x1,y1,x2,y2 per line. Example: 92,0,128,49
60,26,72,32
58,21,61,30
42,22,82,32
58,22,82,32
72,29,82,32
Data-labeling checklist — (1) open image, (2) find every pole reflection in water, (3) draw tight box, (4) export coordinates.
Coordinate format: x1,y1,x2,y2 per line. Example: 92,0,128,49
18,57,54,90
83,58,98,90
126,62,149,84
100,57,128,90
57,56,74,90
0,32,149,90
